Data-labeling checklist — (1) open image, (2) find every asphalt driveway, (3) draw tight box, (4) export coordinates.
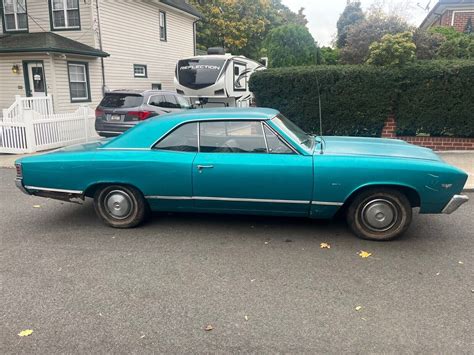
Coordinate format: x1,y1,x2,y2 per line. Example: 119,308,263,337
1,168,473,353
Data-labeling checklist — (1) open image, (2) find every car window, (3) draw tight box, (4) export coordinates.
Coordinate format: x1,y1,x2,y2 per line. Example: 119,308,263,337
264,125,294,154
200,121,266,153
148,95,165,108
154,122,198,152
164,95,179,109
271,114,313,151
99,93,143,108
175,95,190,109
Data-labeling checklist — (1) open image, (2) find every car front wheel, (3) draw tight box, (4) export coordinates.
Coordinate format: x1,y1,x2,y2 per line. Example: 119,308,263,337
346,188,412,241
94,185,148,228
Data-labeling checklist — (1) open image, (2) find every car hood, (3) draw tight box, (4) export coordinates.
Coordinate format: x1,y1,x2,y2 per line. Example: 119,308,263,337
318,136,442,162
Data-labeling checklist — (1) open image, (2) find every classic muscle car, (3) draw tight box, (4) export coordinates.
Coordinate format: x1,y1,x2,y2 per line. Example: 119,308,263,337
15,108,469,241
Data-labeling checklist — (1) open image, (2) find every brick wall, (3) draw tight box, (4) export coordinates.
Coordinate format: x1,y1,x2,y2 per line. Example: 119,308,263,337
431,9,473,32
381,116,474,151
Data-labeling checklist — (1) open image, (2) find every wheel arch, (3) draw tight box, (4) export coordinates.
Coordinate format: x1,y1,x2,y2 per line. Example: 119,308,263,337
342,183,421,210
83,182,145,198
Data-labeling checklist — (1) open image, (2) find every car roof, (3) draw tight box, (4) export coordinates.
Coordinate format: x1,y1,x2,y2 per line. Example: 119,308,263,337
103,107,280,149
105,89,178,96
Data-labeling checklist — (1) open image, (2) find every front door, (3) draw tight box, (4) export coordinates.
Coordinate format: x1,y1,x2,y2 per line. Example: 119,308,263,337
25,62,46,97
192,120,313,216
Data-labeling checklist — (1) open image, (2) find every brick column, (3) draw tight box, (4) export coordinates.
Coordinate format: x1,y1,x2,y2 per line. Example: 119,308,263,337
381,115,396,138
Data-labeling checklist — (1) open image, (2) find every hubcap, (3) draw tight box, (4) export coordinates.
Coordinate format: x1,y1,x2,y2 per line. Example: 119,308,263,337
105,190,133,219
361,198,398,232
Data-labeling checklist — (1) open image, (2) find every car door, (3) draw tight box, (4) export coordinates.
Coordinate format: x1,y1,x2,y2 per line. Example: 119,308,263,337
192,120,313,216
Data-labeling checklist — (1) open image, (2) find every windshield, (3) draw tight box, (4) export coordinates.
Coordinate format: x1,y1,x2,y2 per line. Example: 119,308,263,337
99,93,143,108
177,58,226,89
271,114,314,151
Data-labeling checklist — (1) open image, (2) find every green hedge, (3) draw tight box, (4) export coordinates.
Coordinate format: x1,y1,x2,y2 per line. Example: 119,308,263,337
394,61,474,137
249,61,474,137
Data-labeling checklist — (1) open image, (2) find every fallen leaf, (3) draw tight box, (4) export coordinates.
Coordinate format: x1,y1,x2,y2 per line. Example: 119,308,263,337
436,272,440,276
320,242,331,249
458,261,464,264
33,205,41,208
18,329,33,337
355,306,362,311
244,315,249,321
204,325,213,331
358,251,372,258
250,279,256,282
140,334,146,339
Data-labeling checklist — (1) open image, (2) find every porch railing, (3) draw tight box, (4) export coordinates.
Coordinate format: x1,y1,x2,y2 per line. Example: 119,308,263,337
2,95,54,122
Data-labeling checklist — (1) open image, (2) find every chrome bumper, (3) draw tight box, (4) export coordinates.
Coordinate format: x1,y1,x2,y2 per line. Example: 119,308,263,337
15,178,30,195
442,194,469,214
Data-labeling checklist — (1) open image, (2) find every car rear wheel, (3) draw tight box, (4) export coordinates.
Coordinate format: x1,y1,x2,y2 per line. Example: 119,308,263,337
94,185,148,228
346,188,412,241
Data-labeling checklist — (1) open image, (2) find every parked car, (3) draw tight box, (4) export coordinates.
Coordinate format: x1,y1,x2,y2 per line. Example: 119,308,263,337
95,89,191,137
15,108,468,241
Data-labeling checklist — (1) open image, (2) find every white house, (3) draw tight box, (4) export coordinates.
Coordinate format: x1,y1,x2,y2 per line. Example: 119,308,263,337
0,0,201,114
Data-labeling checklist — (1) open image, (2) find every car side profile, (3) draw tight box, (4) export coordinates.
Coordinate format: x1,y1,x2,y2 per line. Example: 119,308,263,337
16,108,469,241
95,89,191,137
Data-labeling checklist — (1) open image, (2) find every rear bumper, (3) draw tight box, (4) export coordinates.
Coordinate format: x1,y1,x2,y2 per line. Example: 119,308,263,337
95,120,136,136
442,194,469,214
15,178,29,195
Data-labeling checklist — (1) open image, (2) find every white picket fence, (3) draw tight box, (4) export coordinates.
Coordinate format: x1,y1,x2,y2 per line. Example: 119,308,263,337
0,96,97,154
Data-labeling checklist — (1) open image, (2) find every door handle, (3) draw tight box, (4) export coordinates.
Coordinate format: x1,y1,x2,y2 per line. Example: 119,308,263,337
197,165,214,171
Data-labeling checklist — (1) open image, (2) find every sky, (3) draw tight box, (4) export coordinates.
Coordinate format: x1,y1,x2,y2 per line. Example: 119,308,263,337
281,0,432,46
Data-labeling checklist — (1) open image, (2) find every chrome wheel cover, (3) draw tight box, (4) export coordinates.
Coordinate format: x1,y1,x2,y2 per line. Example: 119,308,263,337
104,190,133,220
361,198,398,232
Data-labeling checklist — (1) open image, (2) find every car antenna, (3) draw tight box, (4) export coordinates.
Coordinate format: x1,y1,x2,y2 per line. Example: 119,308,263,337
315,75,324,154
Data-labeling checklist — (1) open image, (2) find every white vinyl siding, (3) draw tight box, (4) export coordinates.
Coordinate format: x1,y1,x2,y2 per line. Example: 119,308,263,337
2,0,28,31
50,0,80,29
99,0,196,91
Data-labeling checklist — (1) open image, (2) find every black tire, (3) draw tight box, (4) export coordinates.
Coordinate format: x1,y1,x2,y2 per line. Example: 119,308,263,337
93,185,148,228
346,188,412,241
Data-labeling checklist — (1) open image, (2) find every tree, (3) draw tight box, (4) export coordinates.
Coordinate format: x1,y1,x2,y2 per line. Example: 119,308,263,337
340,13,412,64
264,24,318,67
366,31,416,66
413,29,445,59
336,1,365,48
319,47,340,65
189,0,308,59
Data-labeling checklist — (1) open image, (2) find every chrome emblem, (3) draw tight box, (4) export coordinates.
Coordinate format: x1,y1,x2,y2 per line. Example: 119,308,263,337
441,184,452,189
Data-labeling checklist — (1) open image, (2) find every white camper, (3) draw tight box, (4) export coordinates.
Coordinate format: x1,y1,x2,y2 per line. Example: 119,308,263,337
174,48,266,108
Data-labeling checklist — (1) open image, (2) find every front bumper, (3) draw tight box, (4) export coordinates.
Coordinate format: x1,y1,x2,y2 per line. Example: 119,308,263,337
15,178,29,195
442,194,469,214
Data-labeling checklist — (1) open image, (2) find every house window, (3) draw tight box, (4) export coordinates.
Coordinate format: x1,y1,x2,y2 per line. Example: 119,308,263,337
151,83,162,90
133,64,147,78
50,0,80,30
159,11,167,41
68,62,90,102
2,0,28,32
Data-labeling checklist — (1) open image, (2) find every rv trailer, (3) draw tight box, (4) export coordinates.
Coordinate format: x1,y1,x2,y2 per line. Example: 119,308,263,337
174,48,266,108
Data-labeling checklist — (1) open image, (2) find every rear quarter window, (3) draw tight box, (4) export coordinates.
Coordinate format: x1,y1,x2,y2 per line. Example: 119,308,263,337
99,94,144,108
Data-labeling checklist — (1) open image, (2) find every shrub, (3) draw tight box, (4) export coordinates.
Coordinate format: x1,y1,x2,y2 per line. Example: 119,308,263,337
366,31,416,66
250,65,396,136
395,61,474,137
264,24,318,68
249,61,474,137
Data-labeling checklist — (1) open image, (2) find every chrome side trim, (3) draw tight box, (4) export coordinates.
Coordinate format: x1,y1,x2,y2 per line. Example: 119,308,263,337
145,195,310,204
24,185,83,194
442,194,469,214
98,147,151,151
312,201,344,206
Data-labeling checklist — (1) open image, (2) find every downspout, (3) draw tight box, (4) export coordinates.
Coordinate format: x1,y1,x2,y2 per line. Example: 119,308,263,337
95,0,106,94
193,18,199,56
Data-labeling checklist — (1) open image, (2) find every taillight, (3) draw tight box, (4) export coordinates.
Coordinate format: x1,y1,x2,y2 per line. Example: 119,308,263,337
95,109,104,118
15,164,22,178
126,111,154,121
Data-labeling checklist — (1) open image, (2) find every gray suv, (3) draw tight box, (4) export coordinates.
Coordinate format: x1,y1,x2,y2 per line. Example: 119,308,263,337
95,89,191,137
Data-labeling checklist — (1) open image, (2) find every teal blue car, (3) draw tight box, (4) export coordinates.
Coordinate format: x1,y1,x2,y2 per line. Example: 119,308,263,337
15,108,469,241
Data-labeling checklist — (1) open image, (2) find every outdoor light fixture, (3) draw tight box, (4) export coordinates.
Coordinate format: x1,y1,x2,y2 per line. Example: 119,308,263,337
11,65,20,74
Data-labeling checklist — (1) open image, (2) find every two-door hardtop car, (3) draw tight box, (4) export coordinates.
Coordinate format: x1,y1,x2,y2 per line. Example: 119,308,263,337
15,108,469,241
